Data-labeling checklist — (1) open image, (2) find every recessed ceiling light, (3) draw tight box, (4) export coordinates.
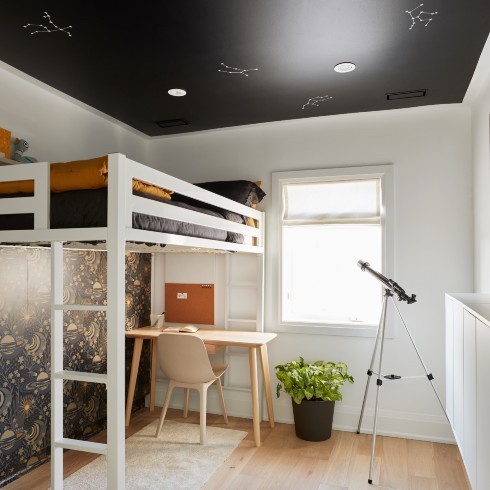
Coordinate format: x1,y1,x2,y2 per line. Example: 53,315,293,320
334,62,356,73
168,88,186,97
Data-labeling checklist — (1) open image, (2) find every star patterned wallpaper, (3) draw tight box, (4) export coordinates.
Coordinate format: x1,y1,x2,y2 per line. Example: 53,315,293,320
0,247,151,487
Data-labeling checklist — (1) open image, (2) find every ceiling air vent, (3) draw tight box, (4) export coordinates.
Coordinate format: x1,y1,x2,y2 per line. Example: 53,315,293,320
155,118,189,128
386,89,427,101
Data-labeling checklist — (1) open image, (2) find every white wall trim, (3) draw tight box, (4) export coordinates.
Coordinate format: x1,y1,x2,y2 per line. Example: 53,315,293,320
274,401,455,444
151,380,455,444
148,104,467,141
151,379,256,420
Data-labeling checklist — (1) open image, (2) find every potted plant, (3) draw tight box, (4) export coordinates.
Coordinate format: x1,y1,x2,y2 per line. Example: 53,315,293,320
275,357,354,441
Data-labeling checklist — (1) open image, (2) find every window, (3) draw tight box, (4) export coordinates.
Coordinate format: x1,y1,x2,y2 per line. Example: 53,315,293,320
271,165,393,336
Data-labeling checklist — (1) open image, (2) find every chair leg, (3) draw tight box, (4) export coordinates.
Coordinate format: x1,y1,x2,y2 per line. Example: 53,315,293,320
199,384,207,445
183,388,190,418
155,381,174,437
215,377,228,424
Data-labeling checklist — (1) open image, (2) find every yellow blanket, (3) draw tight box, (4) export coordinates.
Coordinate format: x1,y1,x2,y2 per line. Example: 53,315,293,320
0,156,173,200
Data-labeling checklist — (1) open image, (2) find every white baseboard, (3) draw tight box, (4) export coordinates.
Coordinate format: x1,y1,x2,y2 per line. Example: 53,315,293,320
273,398,456,444
150,379,264,420
150,380,455,444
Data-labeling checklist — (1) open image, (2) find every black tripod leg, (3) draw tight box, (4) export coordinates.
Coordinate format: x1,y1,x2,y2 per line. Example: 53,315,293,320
357,291,390,434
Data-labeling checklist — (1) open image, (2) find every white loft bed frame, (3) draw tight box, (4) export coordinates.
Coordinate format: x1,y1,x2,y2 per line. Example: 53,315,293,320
0,153,265,489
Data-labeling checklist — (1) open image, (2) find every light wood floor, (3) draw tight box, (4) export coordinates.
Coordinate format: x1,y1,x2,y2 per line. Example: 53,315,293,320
6,407,470,490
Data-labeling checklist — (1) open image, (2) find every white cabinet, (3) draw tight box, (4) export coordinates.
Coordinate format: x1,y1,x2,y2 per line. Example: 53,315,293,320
446,294,490,489
445,299,454,422
453,303,464,445
476,317,490,490
463,311,476,484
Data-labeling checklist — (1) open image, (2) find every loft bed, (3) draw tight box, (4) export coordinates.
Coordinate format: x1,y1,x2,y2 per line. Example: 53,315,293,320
0,154,264,253
0,153,265,489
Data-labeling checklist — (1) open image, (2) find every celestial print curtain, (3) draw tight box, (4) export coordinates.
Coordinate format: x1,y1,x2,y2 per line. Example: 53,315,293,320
0,248,151,486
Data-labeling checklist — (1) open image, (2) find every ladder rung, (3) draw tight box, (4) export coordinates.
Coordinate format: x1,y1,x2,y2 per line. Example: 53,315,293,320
226,283,257,289
53,304,107,311
55,370,107,384
54,438,107,455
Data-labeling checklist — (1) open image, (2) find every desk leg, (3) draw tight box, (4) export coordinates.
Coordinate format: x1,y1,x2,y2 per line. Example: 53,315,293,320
150,339,157,412
248,346,261,447
126,338,143,426
259,344,275,428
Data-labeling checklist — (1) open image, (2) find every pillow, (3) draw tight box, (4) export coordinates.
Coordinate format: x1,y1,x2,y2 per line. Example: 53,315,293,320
0,179,34,194
0,156,109,194
132,179,173,200
172,180,265,225
246,182,262,228
51,156,109,191
0,156,172,201
196,180,265,207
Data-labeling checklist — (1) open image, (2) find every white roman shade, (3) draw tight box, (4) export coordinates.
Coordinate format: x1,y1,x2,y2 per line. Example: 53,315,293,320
283,178,381,224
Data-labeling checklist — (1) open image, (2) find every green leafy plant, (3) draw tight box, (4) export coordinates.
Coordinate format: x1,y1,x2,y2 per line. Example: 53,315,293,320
275,357,354,404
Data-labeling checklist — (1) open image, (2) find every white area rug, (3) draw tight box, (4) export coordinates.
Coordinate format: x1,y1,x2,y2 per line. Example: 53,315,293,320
62,419,247,489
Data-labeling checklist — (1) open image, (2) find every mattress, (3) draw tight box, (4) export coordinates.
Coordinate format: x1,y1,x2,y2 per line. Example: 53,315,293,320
0,188,244,244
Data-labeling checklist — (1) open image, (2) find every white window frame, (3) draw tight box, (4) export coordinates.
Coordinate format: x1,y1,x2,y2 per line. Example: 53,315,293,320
269,164,394,337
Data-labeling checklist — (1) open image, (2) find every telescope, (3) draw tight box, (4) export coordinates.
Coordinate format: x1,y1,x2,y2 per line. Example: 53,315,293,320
356,259,450,486
357,260,416,304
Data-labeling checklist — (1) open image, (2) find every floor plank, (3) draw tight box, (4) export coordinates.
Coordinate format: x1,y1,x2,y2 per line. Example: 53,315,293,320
407,439,436,479
379,436,409,488
409,475,439,490
5,407,470,490
433,442,470,490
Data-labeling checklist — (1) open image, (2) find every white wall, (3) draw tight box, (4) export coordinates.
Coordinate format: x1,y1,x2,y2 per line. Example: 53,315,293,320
0,61,149,164
469,39,490,291
149,105,473,441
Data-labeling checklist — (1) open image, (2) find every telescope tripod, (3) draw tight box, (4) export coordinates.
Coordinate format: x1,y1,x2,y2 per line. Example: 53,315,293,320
357,288,450,485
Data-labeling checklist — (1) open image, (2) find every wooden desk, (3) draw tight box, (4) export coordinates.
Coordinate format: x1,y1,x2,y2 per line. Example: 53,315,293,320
125,326,277,447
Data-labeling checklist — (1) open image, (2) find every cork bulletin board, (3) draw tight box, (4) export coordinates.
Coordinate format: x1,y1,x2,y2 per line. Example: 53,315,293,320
164,283,214,325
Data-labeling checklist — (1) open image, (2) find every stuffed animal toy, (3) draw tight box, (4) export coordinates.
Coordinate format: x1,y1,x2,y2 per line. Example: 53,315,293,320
12,138,38,163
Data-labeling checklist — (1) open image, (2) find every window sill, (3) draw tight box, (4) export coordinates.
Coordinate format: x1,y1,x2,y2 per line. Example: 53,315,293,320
268,321,393,338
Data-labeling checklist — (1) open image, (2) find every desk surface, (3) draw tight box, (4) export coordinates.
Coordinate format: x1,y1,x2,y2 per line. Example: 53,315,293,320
125,326,277,347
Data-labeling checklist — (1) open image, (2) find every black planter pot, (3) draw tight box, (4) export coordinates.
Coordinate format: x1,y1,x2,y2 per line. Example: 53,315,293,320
291,398,335,441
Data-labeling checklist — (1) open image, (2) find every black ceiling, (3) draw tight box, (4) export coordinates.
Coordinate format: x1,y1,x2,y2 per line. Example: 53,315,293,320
1,1,489,136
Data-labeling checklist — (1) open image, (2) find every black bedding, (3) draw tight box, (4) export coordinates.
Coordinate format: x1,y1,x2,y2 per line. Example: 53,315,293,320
0,188,245,244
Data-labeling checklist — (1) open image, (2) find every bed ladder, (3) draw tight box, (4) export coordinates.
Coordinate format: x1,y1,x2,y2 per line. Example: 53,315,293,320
223,253,264,333
50,154,127,488
222,253,265,412
50,241,108,487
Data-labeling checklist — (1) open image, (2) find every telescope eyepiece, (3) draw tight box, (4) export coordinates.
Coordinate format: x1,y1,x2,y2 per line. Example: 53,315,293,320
357,260,370,271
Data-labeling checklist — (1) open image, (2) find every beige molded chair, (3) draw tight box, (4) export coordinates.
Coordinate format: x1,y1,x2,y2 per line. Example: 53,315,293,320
155,333,228,444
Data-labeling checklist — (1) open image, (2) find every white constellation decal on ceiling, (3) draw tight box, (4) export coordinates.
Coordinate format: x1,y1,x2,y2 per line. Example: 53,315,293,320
405,4,438,30
218,63,258,77
24,11,72,36
302,95,333,110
